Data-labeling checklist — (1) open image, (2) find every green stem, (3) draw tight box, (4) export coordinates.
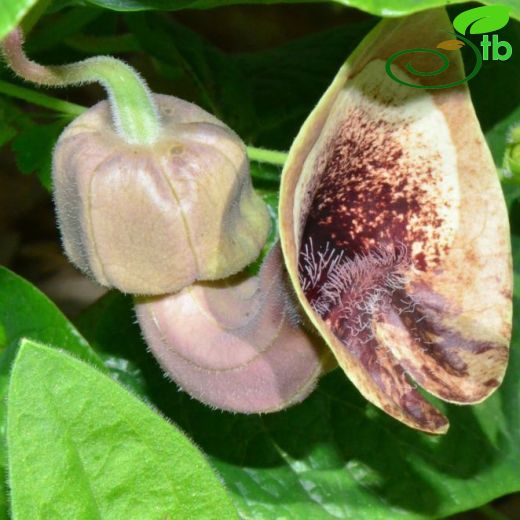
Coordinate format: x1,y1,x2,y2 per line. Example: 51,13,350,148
246,146,288,166
2,29,159,144
0,80,85,116
0,78,289,167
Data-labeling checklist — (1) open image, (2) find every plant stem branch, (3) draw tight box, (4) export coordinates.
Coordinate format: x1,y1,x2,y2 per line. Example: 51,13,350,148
2,29,160,144
0,79,85,116
246,146,288,166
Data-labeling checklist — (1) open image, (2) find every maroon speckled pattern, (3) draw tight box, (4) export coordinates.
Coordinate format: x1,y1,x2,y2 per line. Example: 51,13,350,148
297,104,504,430
302,107,450,271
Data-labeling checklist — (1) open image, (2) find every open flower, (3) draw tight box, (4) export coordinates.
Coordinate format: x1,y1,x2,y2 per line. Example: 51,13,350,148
279,8,512,433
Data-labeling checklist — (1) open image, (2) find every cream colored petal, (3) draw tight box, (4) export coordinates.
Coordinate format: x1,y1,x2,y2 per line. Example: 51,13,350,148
279,9,511,434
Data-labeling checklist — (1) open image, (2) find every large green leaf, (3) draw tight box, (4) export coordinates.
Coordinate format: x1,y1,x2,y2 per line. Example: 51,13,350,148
84,0,520,21
7,339,238,519
0,0,39,41
0,269,147,517
0,267,104,519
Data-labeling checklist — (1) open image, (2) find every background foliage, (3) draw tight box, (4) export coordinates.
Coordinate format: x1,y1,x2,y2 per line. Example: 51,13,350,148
0,0,519,518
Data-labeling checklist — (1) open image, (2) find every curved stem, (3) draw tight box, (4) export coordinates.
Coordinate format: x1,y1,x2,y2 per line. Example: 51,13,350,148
1,28,160,144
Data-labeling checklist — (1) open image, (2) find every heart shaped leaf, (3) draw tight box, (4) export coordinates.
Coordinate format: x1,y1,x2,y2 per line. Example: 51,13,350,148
7,339,238,519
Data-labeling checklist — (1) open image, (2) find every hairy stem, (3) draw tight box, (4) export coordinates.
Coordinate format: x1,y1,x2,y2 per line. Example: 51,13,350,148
1,28,160,144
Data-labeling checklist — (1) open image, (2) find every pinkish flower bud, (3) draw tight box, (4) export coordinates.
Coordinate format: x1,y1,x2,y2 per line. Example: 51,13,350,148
53,95,269,294
135,245,330,413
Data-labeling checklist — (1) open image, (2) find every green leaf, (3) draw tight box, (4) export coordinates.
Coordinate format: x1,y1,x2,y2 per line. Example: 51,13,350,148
125,13,255,135
11,121,67,190
0,269,151,516
7,339,238,519
0,0,39,41
84,0,520,22
235,20,375,148
0,267,104,520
